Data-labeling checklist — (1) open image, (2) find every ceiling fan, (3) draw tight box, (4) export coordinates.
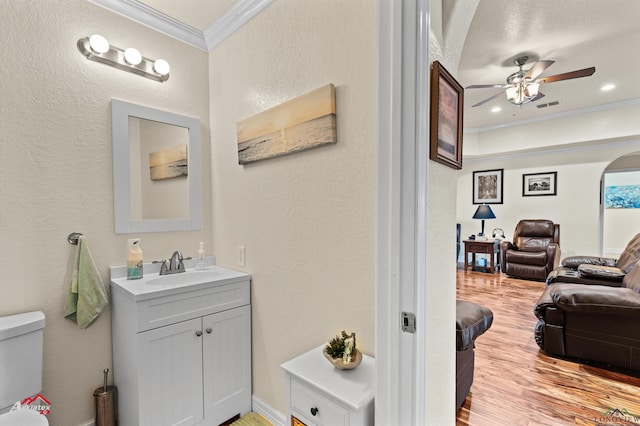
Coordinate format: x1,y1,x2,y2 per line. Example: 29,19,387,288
466,56,596,107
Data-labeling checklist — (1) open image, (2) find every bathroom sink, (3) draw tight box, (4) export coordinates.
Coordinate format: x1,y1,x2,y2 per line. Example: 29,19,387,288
110,258,251,301
145,269,220,287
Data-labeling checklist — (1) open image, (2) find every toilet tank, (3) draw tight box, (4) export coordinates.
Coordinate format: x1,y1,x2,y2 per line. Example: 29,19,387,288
0,311,46,412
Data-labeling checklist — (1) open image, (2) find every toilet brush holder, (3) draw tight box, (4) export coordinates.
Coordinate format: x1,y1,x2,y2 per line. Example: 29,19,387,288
94,368,118,426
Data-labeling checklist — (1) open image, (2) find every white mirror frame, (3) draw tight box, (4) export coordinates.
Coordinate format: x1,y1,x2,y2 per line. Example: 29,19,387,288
112,99,202,233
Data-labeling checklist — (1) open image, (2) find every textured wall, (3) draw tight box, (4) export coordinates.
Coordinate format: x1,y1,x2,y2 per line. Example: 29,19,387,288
208,0,377,414
0,1,210,425
458,142,640,261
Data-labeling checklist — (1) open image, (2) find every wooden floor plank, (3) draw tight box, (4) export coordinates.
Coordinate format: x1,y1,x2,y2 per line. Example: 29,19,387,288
455,268,640,426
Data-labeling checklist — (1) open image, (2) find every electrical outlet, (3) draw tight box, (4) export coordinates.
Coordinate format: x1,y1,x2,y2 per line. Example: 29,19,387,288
237,246,246,266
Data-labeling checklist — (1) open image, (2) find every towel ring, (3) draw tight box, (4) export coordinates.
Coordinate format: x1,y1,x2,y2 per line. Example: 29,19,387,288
68,232,83,245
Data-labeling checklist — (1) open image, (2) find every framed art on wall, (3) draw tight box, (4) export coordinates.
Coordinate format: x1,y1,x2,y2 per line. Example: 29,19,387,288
429,61,463,170
236,83,337,164
523,171,557,196
473,169,503,204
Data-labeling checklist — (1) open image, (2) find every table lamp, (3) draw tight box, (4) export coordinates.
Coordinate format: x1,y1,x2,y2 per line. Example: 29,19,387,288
472,204,496,237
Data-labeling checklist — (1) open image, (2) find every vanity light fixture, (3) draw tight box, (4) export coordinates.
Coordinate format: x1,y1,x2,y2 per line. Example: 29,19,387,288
77,34,170,82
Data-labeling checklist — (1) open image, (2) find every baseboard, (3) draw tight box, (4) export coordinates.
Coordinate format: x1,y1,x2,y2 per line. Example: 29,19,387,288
252,395,286,426
77,396,284,426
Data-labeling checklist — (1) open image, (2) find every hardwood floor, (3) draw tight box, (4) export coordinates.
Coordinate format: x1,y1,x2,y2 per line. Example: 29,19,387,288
455,268,640,426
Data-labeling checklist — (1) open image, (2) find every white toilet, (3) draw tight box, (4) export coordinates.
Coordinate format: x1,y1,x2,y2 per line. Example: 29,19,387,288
0,311,49,426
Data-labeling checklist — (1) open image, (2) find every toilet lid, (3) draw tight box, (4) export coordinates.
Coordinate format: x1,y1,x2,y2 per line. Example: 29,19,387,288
0,410,49,426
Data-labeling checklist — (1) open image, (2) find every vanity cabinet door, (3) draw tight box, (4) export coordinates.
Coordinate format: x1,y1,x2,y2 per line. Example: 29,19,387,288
202,305,252,425
138,318,204,426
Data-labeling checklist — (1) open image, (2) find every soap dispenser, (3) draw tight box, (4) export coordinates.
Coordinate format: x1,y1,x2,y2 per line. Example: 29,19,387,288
127,238,143,279
196,242,207,270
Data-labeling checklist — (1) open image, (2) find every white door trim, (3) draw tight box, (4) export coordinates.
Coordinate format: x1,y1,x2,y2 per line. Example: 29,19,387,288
376,0,430,424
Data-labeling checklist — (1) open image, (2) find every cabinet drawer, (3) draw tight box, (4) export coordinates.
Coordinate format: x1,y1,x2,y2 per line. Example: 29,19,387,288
467,243,495,253
137,280,249,332
291,379,348,426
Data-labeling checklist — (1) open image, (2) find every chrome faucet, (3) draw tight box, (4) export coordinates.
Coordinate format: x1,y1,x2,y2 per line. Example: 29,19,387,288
159,251,186,275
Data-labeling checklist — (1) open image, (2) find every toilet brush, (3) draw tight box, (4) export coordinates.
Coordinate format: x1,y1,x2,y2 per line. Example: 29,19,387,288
94,368,118,426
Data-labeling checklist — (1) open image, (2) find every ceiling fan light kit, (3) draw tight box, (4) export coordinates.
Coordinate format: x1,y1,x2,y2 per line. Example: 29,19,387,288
467,55,595,108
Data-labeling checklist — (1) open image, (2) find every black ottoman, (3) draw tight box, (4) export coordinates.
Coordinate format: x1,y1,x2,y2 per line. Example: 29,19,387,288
456,300,493,411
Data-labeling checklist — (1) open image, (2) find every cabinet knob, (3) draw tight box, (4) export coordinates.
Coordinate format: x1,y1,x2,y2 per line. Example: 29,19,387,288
206,328,212,334
195,330,203,337
310,407,319,416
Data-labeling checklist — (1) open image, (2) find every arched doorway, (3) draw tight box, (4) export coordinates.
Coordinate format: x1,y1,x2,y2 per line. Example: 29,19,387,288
601,151,640,257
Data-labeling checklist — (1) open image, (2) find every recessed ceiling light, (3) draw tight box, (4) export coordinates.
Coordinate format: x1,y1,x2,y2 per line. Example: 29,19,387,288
491,106,501,113
601,84,616,91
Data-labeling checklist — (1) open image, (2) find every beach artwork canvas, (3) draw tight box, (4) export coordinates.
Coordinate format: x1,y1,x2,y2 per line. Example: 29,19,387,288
149,143,188,180
605,185,640,208
237,83,337,164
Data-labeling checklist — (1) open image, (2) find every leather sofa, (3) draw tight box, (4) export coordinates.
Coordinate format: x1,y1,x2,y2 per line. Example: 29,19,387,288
534,259,640,372
456,300,493,410
500,219,560,281
546,232,640,286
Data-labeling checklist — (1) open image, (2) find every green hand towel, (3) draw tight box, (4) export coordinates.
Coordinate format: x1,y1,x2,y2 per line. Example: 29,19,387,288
64,236,108,328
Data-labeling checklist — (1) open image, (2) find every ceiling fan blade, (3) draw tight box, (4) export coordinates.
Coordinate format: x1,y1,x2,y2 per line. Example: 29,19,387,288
465,84,505,89
537,67,596,84
471,91,503,107
524,60,555,80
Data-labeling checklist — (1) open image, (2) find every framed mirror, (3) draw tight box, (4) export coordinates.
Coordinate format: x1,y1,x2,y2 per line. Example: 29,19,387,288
112,99,202,233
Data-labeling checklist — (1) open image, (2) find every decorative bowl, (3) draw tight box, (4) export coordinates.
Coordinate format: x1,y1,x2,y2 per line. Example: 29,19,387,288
323,347,363,370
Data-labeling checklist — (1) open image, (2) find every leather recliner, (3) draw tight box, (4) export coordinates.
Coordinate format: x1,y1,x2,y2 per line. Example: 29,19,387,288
534,259,640,372
500,219,560,281
456,300,493,411
546,232,640,286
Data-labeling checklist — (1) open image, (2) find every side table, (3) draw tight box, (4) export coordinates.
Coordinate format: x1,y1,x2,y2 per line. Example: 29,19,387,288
463,239,500,273
281,345,375,426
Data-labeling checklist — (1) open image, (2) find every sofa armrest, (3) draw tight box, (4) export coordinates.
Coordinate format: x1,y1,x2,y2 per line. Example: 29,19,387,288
546,267,625,287
499,240,515,269
550,284,640,319
546,243,561,272
577,264,625,281
533,285,556,319
456,300,493,350
561,255,617,269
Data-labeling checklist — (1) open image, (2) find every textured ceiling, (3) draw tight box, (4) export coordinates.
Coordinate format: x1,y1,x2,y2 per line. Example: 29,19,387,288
459,0,640,130
137,0,640,131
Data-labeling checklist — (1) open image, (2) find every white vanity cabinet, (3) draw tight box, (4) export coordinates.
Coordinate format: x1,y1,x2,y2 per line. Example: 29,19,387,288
281,346,375,426
110,265,251,426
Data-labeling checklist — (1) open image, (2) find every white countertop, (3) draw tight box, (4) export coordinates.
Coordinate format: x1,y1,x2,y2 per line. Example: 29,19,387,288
110,258,250,301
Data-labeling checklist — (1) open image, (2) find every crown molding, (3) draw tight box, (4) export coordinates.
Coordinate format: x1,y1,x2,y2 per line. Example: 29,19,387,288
204,0,274,50
464,97,640,134
90,0,274,52
89,0,208,51
463,135,640,163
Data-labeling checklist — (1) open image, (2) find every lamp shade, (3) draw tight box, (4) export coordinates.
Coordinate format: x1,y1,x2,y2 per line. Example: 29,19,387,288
473,205,496,220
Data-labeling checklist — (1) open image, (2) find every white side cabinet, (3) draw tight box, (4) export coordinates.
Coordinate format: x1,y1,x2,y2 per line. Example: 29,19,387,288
110,265,251,426
281,346,375,426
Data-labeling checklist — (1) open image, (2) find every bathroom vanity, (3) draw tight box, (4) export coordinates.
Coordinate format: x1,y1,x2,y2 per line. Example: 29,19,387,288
110,262,251,426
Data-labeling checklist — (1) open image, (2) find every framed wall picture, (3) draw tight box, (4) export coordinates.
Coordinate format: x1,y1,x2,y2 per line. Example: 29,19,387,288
473,169,503,204
429,61,463,170
523,171,557,196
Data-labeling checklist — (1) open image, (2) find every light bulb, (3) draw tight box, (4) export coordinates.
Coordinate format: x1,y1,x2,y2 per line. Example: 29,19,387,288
124,48,142,65
526,82,539,97
153,59,170,76
89,34,109,54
